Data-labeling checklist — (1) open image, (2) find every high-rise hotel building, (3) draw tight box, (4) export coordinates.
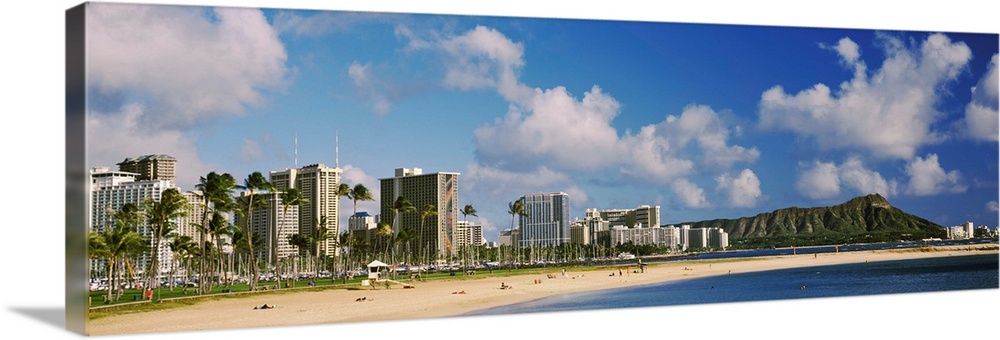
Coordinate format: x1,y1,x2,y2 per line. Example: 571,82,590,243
379,168,460,258
269,163,343,257
116,154,177,183
233,192,300,267
518,192,570,247
89,166,174,276
455,220,485,249
178,190,208,245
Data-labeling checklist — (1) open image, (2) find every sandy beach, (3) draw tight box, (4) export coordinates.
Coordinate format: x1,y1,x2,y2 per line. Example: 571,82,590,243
87,245,998,336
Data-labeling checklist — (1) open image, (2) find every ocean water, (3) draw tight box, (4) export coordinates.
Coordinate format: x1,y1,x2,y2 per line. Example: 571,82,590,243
464,253,999,316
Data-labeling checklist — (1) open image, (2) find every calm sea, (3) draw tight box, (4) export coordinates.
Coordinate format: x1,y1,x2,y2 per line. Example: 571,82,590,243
463,253,999,316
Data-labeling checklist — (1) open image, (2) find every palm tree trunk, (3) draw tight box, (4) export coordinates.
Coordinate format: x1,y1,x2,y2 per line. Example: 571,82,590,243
106,259,115,303
246,197,258,291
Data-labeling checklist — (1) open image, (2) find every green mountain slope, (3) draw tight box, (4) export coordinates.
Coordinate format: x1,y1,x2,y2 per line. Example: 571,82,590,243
679,194,945,242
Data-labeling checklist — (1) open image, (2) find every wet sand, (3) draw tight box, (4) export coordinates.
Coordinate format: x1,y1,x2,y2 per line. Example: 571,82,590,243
87,245,997,336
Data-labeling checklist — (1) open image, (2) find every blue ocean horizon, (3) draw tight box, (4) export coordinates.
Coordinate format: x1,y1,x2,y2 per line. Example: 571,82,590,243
463,253,999,316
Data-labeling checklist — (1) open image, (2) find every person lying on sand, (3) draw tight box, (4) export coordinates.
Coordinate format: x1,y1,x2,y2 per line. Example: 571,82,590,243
452,290,466,294
355,297,367,302
253,304,274,310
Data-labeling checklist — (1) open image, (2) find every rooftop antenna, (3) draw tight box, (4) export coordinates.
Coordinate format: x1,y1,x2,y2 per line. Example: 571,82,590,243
294,133,298,168
335,129,340,169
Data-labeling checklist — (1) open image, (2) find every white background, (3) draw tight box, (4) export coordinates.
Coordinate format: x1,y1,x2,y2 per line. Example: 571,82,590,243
2,1,997,339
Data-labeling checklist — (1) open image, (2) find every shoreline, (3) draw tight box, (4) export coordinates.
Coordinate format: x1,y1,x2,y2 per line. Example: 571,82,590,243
87,245,998,336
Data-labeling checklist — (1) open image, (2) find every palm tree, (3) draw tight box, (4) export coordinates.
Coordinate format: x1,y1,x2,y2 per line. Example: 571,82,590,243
167,235,195,291
280,188,308,227
338,231,358,283
287,233,311,284
387,197,415,267
143,188,189,290
239,171,274,291
461,204,478,223
203,211,233,287
348,183,374,218
396,226,417,269
345,183,373,280
508,199,527,267
389,196,415,236
229,220,264,287
418,204,437,264
460,204,478,272
195,172,238,293
375,222,394,262
330,183,352,275
91,203,146,303
337,183,352,204
280,188,308,284
310,216,332,279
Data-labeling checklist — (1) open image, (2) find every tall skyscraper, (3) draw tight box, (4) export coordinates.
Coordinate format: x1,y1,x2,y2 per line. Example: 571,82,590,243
518,192,570,247
270,163,343,257
116,154,177,184
379,168,460,258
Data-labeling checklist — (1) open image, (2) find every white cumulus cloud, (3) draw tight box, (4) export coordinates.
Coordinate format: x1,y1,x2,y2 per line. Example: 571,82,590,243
963,54,999,141
87,104,212,191
715,169,763,208
473,85,624,171
795,158,898,200
760,33,972,159
348,61,392,115
796,161,842,199
87,3,290,127
672,179,711,209
403,25,760,210
904,154,967,196
837,158,898,197
85,3,291,191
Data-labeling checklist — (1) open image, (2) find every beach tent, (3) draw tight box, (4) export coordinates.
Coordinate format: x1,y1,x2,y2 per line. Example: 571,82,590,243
367,260,389,280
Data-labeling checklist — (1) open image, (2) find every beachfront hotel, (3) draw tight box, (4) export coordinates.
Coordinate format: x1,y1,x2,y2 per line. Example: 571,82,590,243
455,220,486,249
946,221,976,239
379,167,461,258
517,192,571,247
670,226,729,251
177,190,208,246
233,191,300,267
115,154,177,184
89,166,175,276
609,225,682,251
348,211,379,244
270,163,343,257
568,205,662,246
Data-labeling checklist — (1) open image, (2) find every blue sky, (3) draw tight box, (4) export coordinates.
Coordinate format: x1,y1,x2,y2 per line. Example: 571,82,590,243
83,2,999,241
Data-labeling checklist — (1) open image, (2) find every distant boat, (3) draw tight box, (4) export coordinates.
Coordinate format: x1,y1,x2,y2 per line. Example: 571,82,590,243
616,252,636,260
